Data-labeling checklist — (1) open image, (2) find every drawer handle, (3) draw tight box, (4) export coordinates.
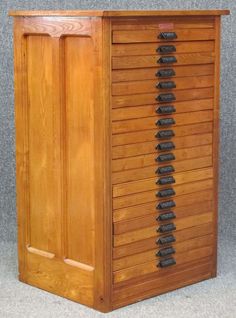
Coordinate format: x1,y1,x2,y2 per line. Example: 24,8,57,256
156,93,176,102
156,153,175,162
157,176,175,186
157,211,176,221
157,81,176,89
157,45,176,54
156,165,175,175
156,105,176,114
156,118,175,126
156,69,176,78
156,141,175,151
157,200,176,210
158,32,177,40
158,257,176,268
156,130,175,139
157,234,176,245
157,223,176,233
156,188,175,198
157,246,176,257
158,56,177,64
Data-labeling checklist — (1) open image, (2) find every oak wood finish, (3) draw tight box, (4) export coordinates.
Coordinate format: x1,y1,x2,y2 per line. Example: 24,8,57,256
10,10,229,312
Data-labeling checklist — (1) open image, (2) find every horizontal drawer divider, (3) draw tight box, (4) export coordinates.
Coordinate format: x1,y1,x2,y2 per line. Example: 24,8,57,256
112,87,214,108
112,64,214,82
112,40,214,56
113,179,213,210
114,213,213,248
112,52,215,69
112,122,213,147
113,189,213,223
112,75,214,96
113,222,214,259
113,167,213,198
113,245,213,283
113,234,214,271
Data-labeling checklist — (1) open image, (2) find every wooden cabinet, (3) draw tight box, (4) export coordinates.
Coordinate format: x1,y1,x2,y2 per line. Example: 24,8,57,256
9,9,229,312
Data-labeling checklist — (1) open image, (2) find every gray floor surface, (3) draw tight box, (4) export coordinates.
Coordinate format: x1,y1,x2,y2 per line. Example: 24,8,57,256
0,234,236,318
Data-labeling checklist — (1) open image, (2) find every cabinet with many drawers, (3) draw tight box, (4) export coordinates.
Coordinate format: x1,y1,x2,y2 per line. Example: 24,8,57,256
10,9,229,313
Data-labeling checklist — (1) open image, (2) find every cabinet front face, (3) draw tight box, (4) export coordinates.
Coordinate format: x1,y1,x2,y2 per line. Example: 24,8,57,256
111,16,220,308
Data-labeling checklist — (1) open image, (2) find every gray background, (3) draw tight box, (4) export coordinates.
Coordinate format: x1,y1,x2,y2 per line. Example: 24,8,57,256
0,1,235,242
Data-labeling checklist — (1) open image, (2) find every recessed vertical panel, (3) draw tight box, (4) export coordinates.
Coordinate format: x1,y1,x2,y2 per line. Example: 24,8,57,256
64,36,95,266
27,35,60,254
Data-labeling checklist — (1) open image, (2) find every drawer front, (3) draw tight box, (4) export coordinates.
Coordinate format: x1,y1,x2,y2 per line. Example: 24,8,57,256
111,16,217,295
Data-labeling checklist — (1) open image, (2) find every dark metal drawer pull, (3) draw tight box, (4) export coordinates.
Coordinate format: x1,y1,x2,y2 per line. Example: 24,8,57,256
157,246,175,257
158,32,177,40
157,45,176,53
156,130,175,139
157,235,176,245
157,200,176,210
156,93,176,102
157,176,175,186
156,165,175,175
156,105,176,114
157,211,176,221
158,257,176,268
158,56,177,64
157,188,175,198
156,141,175,151
157,223,176,233
156,118,175,126
156,153,175,162
157,81,176,89
156,69,176,78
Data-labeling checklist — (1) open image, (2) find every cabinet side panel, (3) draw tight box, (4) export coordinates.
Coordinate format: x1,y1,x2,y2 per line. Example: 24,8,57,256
63,36,95,266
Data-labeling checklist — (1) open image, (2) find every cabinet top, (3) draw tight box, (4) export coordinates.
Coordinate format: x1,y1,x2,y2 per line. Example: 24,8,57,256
9,9,230,17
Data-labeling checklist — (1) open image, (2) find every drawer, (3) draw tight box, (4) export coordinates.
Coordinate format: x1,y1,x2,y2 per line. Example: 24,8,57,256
112,29,215,43
113,211,213,246
113,122,213,146
113,167,213,198
112,64,214,82
113,221,214,259
113,233,214,271
113,189,213,222
112,40,214,56
112,75,214,95
112,52,214,69
112,87,214,107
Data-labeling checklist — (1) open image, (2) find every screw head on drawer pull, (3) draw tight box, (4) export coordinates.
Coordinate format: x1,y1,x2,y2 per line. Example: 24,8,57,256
156,45,176,54
156,118,176,127
157,246,176,257
156,141,175,151
158,32,177,40
156,130,175,139
158,56,177,64
157,200,176,210
156,93,176,103
158,257,176,268
156,105,176,114
157,235,176,245
156,165,175,175
157,223,176,233
156,153,175,163
157,81,176,89
156,188,175,198
156,69,176,78
157,211,176,221
157,176,175,186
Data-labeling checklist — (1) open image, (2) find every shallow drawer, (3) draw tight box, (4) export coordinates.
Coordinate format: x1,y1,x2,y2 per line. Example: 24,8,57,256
112,64,214,82
112,29,215,43
112,75,214,95
112,40,214,56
